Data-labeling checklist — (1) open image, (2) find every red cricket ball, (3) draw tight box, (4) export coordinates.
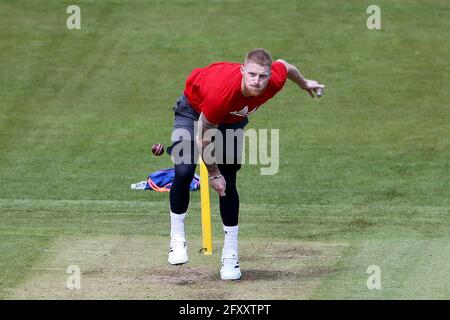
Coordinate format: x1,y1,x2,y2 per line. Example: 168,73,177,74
152,143,165,156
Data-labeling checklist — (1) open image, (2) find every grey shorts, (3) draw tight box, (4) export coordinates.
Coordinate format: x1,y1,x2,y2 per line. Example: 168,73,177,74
169,95,249,164
171,95,201,142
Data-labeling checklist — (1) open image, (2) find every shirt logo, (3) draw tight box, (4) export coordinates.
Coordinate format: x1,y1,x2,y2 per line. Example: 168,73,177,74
229,105,260,117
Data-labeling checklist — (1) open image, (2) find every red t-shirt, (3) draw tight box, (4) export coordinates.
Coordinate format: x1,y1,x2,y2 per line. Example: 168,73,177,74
183,61,288,124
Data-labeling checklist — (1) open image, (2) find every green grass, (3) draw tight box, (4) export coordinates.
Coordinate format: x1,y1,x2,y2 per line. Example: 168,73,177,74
0,0,449,299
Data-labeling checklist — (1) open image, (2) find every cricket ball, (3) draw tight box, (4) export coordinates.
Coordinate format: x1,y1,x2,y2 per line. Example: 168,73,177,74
152,143,165,156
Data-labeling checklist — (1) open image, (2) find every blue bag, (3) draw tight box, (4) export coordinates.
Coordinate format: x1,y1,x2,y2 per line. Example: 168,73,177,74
131,168,200,192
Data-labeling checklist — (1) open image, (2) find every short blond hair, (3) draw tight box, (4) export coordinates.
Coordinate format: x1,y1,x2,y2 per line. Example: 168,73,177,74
244,48,272,67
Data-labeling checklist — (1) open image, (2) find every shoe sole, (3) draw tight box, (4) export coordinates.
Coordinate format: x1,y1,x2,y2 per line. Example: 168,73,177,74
168,258,188,265
168,260,189,266
220,272,242,280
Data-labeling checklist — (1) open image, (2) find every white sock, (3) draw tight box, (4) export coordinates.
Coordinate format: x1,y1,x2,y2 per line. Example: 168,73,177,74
222,225,239,257
170,211,186,239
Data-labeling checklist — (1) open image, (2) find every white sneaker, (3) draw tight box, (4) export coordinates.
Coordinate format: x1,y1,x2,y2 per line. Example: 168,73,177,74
220,252,241,280
168,237,188,265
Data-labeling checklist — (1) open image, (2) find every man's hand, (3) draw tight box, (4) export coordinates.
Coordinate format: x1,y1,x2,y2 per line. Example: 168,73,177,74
276,59,325,98
209,175,226,197
299,79,325,98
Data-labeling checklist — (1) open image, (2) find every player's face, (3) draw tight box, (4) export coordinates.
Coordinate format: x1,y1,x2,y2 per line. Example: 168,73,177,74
241,62,271,97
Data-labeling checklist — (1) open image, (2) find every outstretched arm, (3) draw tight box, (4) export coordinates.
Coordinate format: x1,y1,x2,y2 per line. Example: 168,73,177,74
276,59,325,98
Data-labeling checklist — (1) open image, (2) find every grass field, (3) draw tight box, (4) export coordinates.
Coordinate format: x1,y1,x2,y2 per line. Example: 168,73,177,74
0,0,449,299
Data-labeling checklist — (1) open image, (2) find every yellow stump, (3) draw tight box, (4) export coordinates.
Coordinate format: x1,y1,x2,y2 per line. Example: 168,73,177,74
199,158,213,255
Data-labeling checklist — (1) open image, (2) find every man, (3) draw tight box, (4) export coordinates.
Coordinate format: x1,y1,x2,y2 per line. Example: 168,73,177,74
167,48,324,280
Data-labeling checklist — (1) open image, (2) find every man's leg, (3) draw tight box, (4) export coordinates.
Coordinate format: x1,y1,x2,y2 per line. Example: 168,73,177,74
167,94,199,265
217,163,242,280
168,162,196,265
218,163,240,227
167,140,197,264
215,122,246,280
170,162,197,216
